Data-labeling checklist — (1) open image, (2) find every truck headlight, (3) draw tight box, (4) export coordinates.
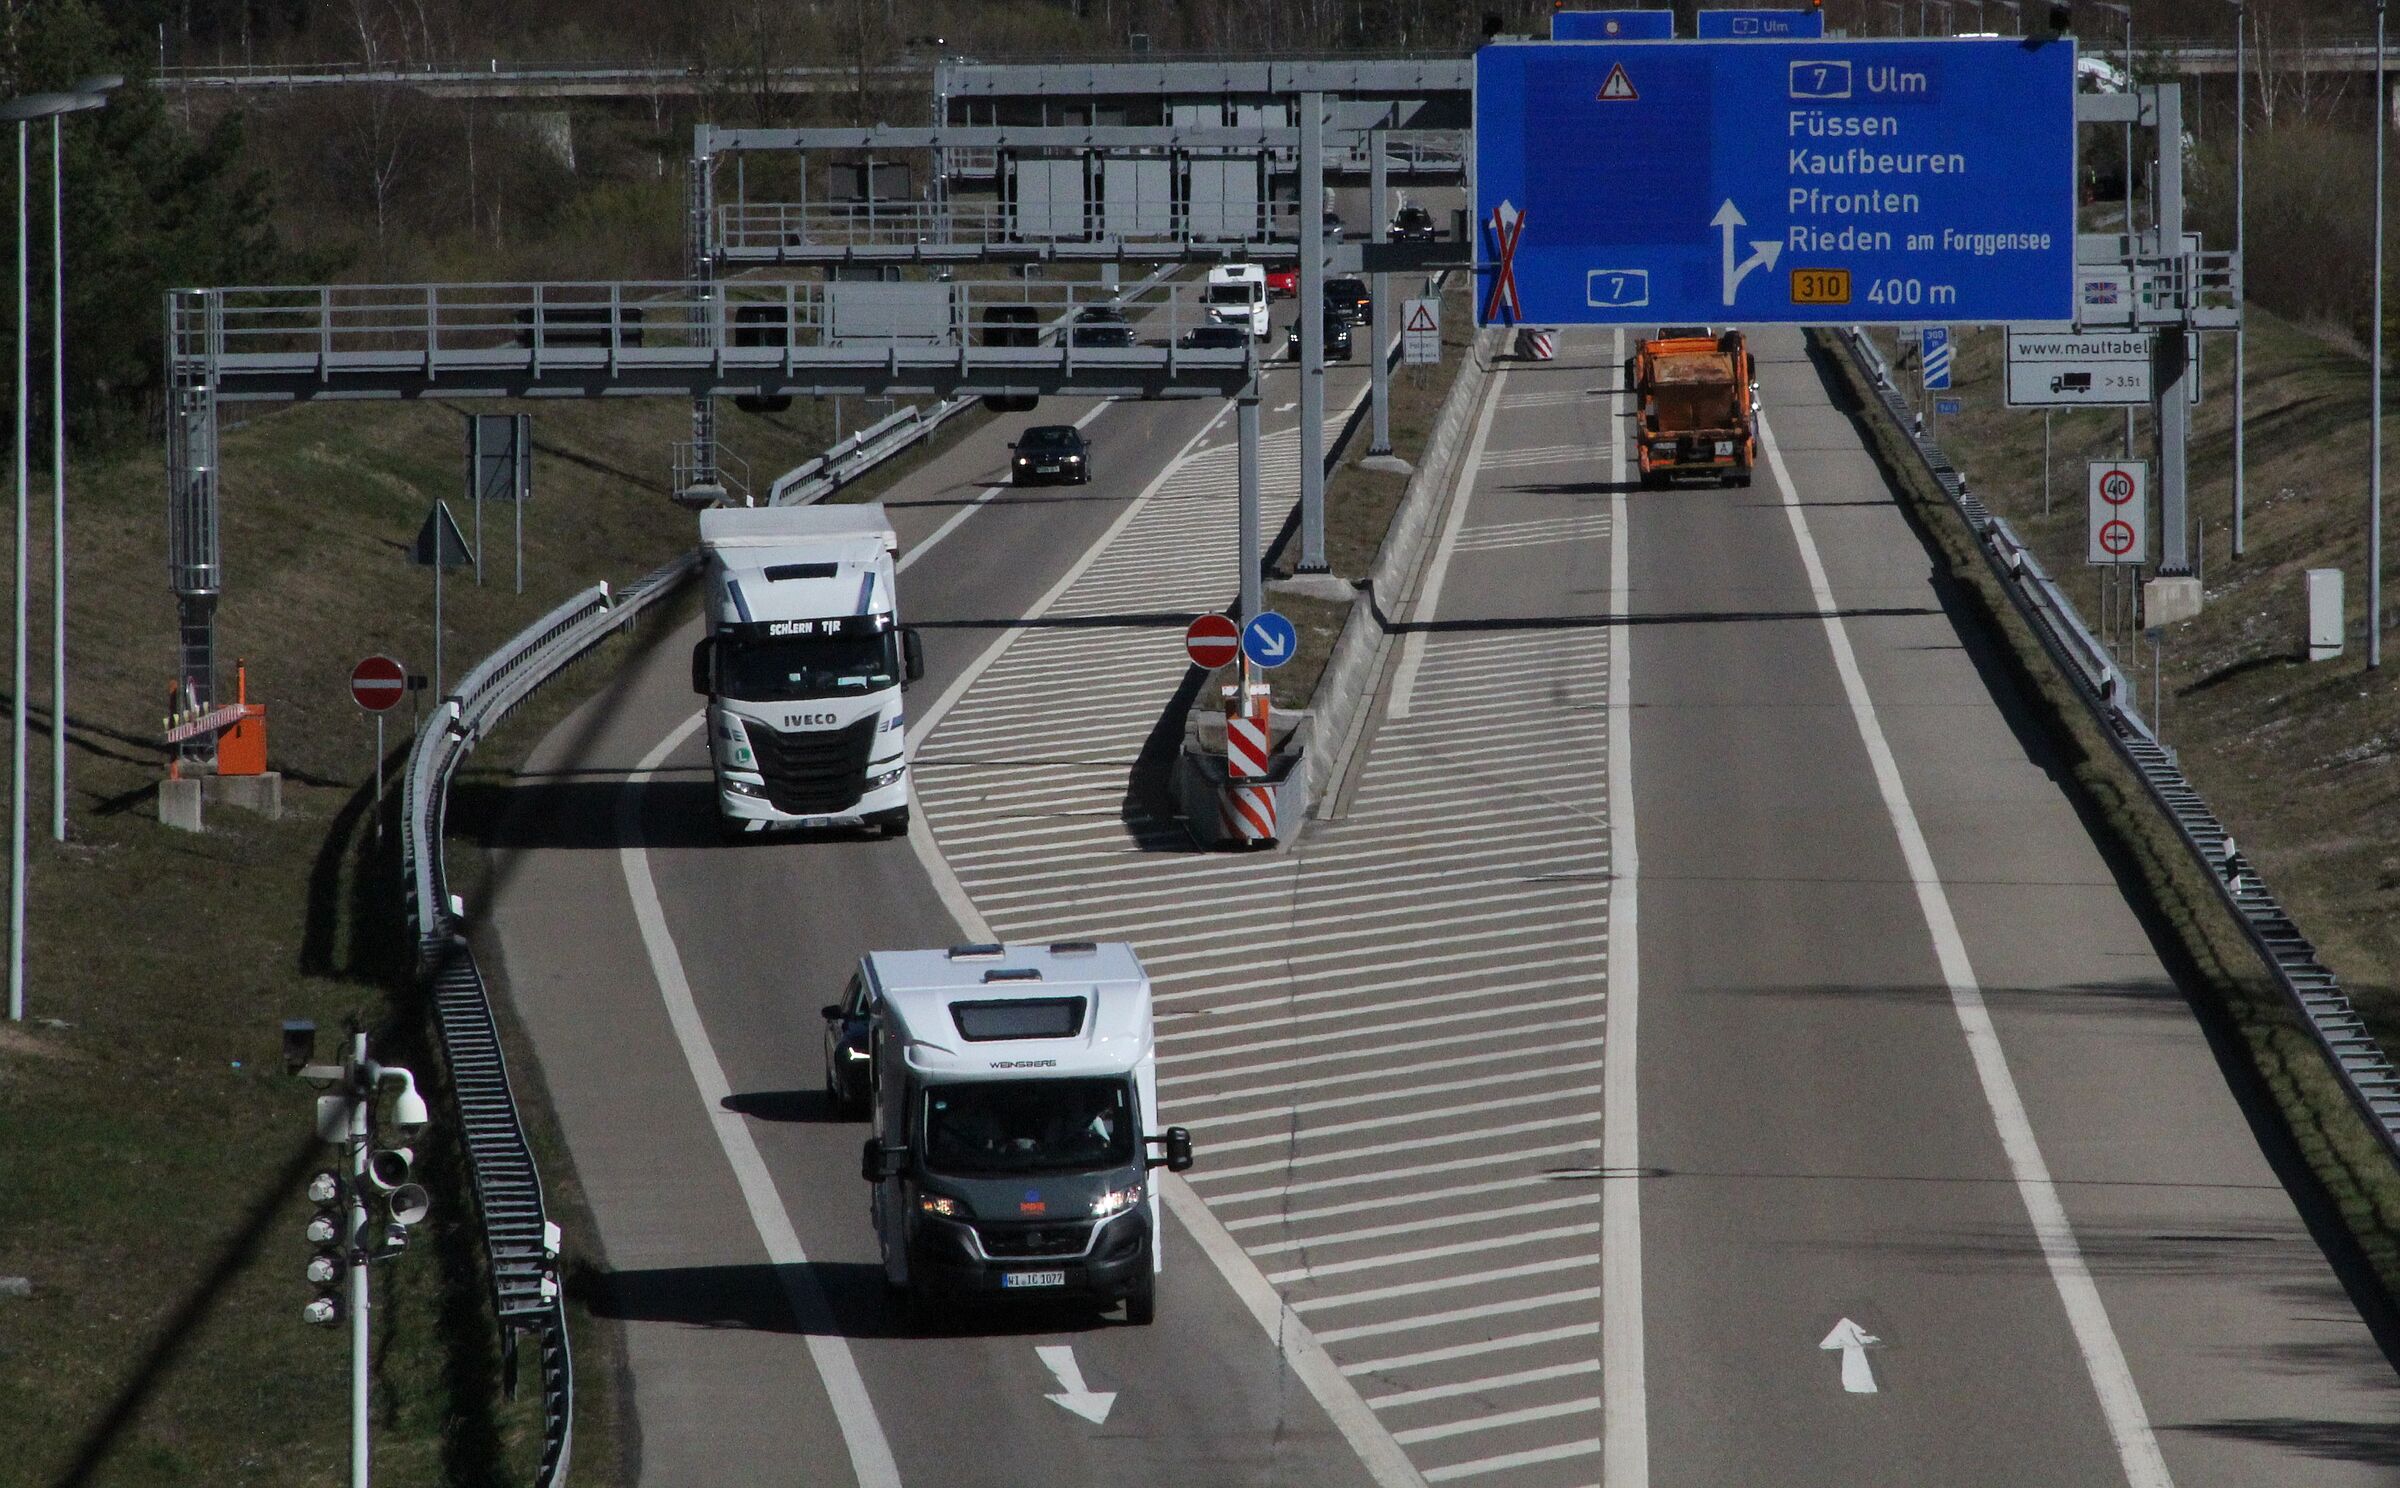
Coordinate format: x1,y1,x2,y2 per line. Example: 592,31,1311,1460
1090,1182,1144,1218
724,777,766,799
919,1193,968,1218
868,764,906,789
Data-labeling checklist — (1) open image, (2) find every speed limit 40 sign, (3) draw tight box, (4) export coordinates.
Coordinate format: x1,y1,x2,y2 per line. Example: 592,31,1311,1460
2087,460,2149,566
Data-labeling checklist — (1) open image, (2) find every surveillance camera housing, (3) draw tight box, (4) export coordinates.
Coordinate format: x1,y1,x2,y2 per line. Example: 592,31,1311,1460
387,1069,431,1136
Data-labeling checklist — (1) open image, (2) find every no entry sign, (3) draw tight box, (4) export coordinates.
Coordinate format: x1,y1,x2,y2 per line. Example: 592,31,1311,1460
1184,614,1241,670
2087,461,2149,567
351,655,407,712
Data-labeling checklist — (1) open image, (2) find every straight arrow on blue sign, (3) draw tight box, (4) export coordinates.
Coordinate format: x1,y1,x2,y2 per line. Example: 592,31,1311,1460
1474,38,2078,326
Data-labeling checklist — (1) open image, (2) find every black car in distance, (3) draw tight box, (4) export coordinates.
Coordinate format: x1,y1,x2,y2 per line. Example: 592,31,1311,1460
1390,204,1438,242
822,973,872,1116
1325,277,1373,325
1179,324,1251,350
1288,309,1354,361
1011,424,1092,485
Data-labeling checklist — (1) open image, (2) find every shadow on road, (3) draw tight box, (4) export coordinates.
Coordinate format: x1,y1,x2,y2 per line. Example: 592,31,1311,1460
579,1260,1123,1340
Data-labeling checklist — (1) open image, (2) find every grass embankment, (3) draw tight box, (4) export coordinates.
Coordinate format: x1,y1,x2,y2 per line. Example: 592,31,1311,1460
1264,273,1476,710
1819,317,2400,1297
0,387,917,1487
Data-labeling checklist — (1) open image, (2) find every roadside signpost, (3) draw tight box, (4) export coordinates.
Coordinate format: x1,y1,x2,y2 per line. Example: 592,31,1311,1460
2088,460,2149,566
1184,614,1242,670
411,501,474,700
1474,38,2078,326
352,655,405,841
1552,9,1676,40
1696,9,1826,39
1403,298,1443,364
1920,327,1951,391
2007,330,2151,407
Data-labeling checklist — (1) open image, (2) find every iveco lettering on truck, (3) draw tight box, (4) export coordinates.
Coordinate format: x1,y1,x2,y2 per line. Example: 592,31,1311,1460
851,941,1194,1326
1627,328,1760,488
689,505,924,837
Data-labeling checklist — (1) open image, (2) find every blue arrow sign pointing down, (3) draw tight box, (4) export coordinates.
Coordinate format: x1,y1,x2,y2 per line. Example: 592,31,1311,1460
1242,611,1299,669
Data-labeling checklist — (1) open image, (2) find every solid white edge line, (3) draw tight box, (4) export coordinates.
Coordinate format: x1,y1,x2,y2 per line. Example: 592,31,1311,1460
1755,405,2173,1488
618,712,902,1488
899,394,1429,1488
1388,360,1508,719
1602,324,1649,1488
1162,1180,1432,1488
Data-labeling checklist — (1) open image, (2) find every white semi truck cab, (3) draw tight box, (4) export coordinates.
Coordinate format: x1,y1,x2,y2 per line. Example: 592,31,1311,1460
689,505,924,837
855,941,1194,1326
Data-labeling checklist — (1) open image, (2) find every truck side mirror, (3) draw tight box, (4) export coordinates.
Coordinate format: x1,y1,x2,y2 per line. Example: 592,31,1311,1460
821,1003,844,1020
1149,1127,1194,1173
861,1139,906,1183
901,627,926,685
690,637,713,695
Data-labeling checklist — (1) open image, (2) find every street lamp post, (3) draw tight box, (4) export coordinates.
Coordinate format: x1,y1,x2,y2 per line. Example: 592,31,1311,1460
49,79,115,845
2375,0,2388,669
2229,1,2247,557
2092,2,2136,459
0,90,94,1026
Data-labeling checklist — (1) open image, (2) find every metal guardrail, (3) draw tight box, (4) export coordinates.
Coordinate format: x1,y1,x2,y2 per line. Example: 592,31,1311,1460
401,552,696,1488
768,399,972,504
1836,325,2400,1173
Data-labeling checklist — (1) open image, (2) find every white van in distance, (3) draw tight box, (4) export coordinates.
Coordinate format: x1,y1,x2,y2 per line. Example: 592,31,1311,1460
1204,263,1270,340
855,941,1194,1325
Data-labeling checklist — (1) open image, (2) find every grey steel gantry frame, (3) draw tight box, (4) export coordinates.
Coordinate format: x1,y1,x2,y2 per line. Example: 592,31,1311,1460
162,278,1256,723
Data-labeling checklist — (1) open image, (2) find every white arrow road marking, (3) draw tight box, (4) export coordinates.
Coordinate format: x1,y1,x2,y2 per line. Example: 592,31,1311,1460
1713,200,1783,306
1819,1318,1881,1394
1037,1344,1118,1424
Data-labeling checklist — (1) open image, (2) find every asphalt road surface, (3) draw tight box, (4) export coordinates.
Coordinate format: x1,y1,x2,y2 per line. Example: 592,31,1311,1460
484,314,2400,1488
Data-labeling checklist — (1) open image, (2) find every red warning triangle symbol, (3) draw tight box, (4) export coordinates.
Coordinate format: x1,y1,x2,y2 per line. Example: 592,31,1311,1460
1597,63,1639,102
1406,304,1437,332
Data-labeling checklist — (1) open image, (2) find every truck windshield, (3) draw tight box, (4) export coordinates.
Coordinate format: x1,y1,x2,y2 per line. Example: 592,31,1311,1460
719,631,898,701
1205,283,1255,305
922,1078,1135,1176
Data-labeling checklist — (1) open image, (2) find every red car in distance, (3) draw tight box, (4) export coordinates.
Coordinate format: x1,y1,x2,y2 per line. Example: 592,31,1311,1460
1265,266,1298,299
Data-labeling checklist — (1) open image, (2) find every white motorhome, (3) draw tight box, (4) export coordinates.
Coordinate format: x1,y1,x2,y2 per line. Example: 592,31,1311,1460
853,941,1194,1325
689,505,924,837
1204,263,1270,340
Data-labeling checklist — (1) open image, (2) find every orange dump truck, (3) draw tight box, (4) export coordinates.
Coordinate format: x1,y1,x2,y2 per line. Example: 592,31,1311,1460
1627,329,1757,488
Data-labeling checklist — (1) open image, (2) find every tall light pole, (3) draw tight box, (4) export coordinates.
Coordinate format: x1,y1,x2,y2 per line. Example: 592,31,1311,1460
2093,1,2136,459
50,80,115,844
0,92,85,1025
2229,0,2247,557
2374,0,2388,669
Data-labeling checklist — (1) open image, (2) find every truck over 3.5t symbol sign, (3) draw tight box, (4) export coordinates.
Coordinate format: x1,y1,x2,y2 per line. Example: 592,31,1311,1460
1474,38,2078,326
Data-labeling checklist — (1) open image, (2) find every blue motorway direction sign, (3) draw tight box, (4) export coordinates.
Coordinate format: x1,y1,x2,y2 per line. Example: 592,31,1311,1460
1920,326,1952,389
1242,610,1299,669
1696,9,1826,38
1475,39,2077,327
1935,397,1962,416
1552,9,1675,40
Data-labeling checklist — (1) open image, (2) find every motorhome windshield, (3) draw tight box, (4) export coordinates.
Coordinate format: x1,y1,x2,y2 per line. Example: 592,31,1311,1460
720,631,898,701
922,1078,1135,1176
